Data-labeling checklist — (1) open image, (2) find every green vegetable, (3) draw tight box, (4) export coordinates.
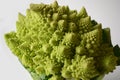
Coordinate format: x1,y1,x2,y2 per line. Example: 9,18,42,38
4,1,120,80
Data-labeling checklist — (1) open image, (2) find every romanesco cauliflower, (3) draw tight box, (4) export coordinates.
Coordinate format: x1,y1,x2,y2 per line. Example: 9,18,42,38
4,1,120,80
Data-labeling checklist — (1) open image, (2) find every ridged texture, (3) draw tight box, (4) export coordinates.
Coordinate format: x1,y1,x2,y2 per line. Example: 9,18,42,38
4,1,119,80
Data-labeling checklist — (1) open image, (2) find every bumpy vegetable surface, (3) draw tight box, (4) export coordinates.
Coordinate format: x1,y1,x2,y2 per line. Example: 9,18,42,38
4,1,120,80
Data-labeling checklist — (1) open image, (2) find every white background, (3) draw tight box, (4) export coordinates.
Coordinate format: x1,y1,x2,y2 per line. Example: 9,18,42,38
0,0,120,80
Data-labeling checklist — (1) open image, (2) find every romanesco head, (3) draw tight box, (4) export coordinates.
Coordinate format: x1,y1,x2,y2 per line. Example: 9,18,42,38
4,1,120,80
